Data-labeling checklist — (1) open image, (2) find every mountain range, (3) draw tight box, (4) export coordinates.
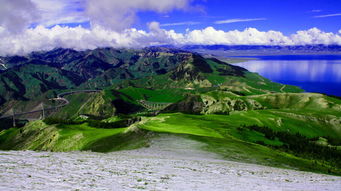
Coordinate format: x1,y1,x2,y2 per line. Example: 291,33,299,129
0,47,299,111
0,47,340,176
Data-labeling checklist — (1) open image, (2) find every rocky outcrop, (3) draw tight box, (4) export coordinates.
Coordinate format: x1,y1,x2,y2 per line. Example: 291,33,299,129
201,94,263,114
164,93,264,115
164,95,204,114
170,54,213,81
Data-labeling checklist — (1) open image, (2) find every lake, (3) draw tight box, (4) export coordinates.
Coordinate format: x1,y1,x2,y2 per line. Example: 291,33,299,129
232,56,341,97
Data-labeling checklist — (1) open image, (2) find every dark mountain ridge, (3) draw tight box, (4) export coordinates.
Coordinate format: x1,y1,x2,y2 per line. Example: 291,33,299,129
0,47,233,105
159,44,341,56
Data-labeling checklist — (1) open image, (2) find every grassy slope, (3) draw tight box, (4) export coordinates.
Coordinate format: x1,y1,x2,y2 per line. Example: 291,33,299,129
0,53,340,176
52,92,115,119
0,98,340,174
0,120,151,152
118,87,186,103
0,64,78,100
139,113,340,175
105,56,303,101
198,91,341,140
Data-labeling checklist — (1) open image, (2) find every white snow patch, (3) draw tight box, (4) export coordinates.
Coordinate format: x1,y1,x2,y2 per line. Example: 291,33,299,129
0,135,340,191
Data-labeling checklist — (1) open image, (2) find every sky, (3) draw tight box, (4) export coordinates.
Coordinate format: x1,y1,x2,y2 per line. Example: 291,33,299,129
0,0,340,55
137,0,341,34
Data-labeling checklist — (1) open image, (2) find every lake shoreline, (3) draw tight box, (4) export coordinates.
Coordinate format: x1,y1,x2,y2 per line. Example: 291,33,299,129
231,58,341,97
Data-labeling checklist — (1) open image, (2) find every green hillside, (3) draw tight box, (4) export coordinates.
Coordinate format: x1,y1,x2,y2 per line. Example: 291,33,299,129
0,48,340,176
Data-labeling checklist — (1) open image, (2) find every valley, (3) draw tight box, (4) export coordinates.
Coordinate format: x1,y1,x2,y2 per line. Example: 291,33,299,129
0,47,340,181
1,0,340,190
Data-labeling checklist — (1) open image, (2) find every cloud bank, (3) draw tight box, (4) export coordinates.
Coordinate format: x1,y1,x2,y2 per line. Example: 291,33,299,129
86,0,194,31
0,24,340,56
0,0,340,56
2,0,195,31
0,0,39,33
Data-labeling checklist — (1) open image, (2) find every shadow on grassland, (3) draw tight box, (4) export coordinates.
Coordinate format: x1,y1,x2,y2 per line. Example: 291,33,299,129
83,128,155,152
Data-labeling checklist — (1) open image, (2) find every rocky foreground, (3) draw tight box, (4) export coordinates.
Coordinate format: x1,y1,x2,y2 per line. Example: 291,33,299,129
0,135,340,191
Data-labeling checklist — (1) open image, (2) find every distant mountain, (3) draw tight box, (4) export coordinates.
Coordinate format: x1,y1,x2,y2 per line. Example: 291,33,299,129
0,47,192,102
182,44,341,51
1,47,341,178
0,47,302,112
178,44,341,56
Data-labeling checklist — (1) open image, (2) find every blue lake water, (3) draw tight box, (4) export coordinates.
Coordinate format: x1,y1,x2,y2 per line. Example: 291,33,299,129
232,56,341,97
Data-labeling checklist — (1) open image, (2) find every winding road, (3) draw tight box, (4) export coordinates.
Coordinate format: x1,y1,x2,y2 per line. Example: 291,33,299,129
0,90,101,119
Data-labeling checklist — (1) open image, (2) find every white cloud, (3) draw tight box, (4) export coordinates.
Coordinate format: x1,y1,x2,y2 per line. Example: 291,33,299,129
2,0,195,31
311,10,322,13
215,18,267,24
160,21,200,27
0,23,182,56
290,28,341,45
31,0,88,27
0,0,39,33
183,27,291,45
314,13,341,18
86,0,194,31
0,24,340,56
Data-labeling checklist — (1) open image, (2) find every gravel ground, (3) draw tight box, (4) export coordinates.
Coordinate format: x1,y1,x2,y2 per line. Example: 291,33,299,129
0,135,340,191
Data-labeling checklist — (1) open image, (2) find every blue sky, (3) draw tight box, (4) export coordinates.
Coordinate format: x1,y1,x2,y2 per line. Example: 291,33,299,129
0,0,340,55
134,0,341,34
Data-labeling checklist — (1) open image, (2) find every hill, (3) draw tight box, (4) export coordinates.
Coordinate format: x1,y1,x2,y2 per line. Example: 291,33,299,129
0,47,340,176
0,47,302,114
